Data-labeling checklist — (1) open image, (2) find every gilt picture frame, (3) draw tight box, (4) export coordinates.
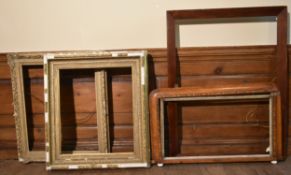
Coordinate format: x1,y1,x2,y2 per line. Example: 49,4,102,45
44,51,149,170
7,53,44,162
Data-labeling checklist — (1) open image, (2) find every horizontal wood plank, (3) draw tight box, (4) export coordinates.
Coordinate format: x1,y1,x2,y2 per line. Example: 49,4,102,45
0,127,133,142
0,64,11,79
178,101,269,124
156,75,272,88
24,112,133,127
154,60,272,76
178,143,269,156
0,115,15,127
0,149,17,159
0,83,13,114
178,123,269,140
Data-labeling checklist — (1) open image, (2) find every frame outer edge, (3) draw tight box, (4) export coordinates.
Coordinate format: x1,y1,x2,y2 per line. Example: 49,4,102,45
7,54,25,162
142,50,150,165
43,53,51,167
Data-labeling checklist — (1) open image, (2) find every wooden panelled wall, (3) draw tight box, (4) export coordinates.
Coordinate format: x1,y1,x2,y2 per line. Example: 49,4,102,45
0,45,291,159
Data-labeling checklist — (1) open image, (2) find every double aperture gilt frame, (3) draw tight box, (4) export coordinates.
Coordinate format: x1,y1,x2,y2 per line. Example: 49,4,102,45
44,51,149,170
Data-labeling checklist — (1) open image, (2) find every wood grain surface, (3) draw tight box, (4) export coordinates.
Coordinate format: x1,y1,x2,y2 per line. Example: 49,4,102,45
0,45,291,159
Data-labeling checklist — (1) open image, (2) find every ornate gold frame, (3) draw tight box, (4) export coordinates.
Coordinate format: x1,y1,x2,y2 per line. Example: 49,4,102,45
44,51,150,170
7,53,44,162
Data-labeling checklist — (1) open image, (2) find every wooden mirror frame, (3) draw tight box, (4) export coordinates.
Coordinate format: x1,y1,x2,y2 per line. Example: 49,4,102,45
44,51,150,170
8,53,44,162
166,6,288,158
150,83,282,164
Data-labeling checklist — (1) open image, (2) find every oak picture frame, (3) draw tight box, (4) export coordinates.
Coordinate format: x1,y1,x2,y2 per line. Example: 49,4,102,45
150,83,282,165
44,51,150,170
7,53,44,162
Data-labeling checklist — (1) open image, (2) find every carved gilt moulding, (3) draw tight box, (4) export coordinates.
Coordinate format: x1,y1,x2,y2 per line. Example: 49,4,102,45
43,51,150,170
150,83,282,165
7,53,44,162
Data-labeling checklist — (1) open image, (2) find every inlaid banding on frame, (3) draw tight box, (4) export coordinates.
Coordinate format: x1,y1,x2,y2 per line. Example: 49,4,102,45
128,51,145,57
46,152,50,163
141,66,145,85
44,112,49,123
44,93,48,103
68,165,79,170
44,74,48,89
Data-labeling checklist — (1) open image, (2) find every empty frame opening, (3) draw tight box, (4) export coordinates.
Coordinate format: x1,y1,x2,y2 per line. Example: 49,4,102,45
176,17,276,47
59,69,98,152
107,68,134,153
22,65,44,151
59,68,133,153
163,98,270,157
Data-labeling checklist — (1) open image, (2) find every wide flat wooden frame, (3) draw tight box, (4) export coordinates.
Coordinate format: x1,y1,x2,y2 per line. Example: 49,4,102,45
7,53,44,162
166,6,288,158
44,51,150,170
150,83,282,164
